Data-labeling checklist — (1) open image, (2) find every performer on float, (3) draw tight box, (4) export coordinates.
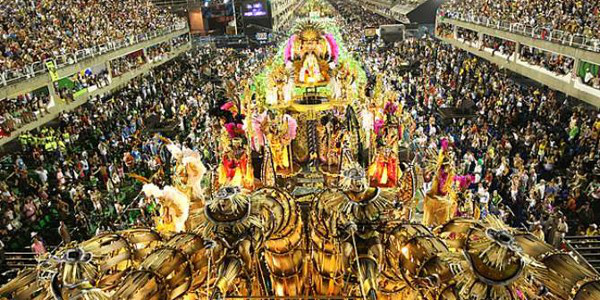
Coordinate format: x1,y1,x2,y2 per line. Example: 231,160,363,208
217,124,254,189
253,110,298,173
338,62,358,102
319,112,344,167
367,127,399,187
422,139,458,227
367,95,401,188
270,113,297,172
142,183,190,233
360,103,375,152
266,65,293,106
330,68,343,100
330,62,355,100
216,102,254,190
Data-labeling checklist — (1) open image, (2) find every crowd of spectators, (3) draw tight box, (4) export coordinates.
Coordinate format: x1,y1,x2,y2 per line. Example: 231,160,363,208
519,47,574,76
450,26,580,79
147,35,190,63
0,34,187,142
407,44,598,242
111,53,146,77
0,94,51,137
0,46,274,266
442,0,600,40
0,69,113,138
481,35,515,59
331,0,600,249
439,1,600,86
583,68,600,89
56,70,111,101
0,0,183,74
147,43,171,63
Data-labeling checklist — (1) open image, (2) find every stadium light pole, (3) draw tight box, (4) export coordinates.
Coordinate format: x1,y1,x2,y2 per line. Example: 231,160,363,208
232,0,238,35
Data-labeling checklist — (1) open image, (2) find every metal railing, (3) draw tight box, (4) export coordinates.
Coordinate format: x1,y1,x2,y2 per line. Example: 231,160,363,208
151,0,189,7
4,252,38,269
0,22,188,88
439,11,600,54
566,235,600,273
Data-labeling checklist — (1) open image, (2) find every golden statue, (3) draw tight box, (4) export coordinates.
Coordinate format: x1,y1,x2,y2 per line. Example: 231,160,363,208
285,21,336,86
299,52,323,84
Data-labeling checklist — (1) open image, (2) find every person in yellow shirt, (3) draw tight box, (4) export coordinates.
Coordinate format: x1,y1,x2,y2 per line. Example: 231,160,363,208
532,223,545,241
586,224,598,236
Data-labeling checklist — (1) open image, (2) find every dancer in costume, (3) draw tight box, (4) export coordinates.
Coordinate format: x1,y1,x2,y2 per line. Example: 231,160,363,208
422,139,458,227
368,98,401,187
319,112,344,167
267,113,298,172
252,111,298,174
217,124,254,189
165,141,208,203
213,101,255,190
142,183,190,233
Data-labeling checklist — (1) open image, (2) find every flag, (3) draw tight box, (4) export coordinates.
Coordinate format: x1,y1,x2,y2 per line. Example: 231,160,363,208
46,61,60,82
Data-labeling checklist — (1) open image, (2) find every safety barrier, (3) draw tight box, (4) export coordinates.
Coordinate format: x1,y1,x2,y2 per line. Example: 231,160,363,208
566,235,600,273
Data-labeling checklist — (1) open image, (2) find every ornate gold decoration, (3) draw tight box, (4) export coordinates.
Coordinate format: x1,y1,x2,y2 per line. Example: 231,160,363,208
440,216,546,300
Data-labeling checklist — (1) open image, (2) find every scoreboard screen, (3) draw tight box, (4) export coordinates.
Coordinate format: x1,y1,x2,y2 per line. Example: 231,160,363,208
240,0,272,40
243,1,268,17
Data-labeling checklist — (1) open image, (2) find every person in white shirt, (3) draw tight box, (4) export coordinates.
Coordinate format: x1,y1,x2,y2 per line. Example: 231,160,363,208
584,68,594,84
477,183,490,217
34,167,48,185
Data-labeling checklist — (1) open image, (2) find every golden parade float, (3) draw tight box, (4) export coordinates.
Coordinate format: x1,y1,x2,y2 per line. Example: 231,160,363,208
2,8,600,300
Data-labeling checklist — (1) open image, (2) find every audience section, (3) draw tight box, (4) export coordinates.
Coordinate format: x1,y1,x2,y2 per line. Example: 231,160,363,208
0,0,186,86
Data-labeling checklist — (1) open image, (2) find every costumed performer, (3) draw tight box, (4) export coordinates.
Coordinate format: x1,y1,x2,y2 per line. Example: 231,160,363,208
142,184,190,233
422,139,458,227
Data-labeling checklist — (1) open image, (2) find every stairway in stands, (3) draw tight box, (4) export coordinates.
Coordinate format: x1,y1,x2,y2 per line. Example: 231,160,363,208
566,236,600,272
1,251,37,284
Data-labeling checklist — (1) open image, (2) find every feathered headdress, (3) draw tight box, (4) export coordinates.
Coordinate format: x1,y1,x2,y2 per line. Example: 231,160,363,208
384,101,398,116
324,33,339,63
142,183,164,199
224,122,245,139
220,101,239,117
454,174,475,191
166,143,183,160
295,20,325,41
143,184,190,233
284,35,297,62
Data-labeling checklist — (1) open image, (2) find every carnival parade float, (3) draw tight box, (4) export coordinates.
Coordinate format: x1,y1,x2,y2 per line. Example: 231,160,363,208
2,5,599,300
